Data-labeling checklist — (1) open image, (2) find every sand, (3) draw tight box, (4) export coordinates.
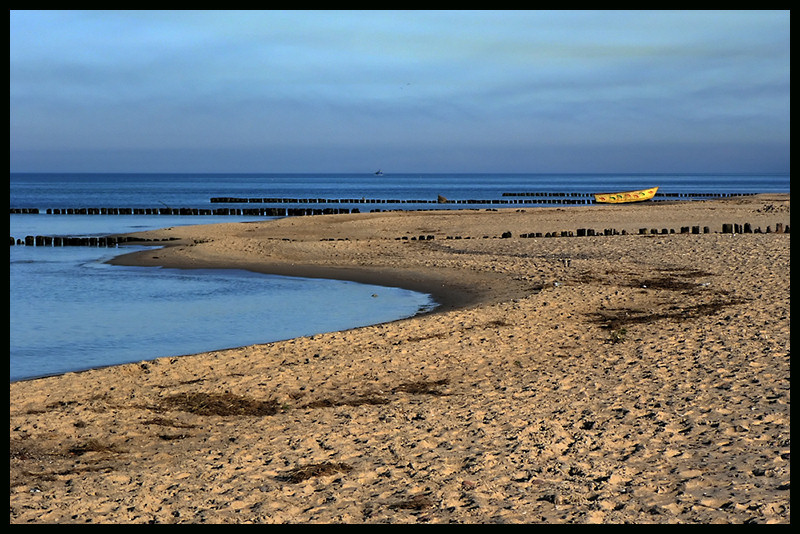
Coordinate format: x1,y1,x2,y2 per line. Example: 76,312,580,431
10,194,790,524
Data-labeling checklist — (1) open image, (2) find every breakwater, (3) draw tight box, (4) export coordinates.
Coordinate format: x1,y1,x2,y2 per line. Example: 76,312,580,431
208,196,579,205
10,207,318,216
11,222,788,248
500,191,756,199
10,235,179,247
209,191,757,205
9,191,760,218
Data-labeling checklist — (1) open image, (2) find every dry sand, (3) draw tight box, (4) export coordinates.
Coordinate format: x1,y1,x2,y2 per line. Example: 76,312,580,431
10,194,790,524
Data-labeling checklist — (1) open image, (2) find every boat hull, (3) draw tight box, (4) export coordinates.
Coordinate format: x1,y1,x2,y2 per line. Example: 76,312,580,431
594,187,658,204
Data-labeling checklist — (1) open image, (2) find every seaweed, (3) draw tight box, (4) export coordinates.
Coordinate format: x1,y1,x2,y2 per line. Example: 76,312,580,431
277,462,353,483
157,392,281,416
388,494,436,510
589,297,749,329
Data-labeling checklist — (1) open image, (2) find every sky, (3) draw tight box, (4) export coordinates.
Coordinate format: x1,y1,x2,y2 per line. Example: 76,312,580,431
9,10,791,174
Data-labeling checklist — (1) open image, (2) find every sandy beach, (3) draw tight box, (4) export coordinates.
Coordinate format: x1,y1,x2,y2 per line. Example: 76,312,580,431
10,194,790,524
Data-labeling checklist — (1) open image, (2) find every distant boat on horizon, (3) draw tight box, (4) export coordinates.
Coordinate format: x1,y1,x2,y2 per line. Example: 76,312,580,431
374,169,384,176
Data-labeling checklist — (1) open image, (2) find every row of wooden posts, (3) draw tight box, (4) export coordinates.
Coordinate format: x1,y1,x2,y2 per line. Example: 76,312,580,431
210,197,594,205
9,191,760,217
521,222,788,238
11,222,787,248
10,207,351,216
210,193,755,205
10,235,177,247
500,191,756,198
12,201,595,215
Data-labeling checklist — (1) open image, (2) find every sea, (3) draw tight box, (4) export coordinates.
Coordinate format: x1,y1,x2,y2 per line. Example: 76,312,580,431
9,172,789,382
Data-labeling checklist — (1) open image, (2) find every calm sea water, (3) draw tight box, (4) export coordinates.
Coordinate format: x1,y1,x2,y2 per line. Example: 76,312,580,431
9,173,789,381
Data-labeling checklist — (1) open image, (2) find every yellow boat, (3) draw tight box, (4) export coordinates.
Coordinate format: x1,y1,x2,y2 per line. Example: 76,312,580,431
594,186,658,204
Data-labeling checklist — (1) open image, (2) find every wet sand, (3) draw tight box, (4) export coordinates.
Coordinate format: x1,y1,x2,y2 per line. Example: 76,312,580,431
10,194,790,524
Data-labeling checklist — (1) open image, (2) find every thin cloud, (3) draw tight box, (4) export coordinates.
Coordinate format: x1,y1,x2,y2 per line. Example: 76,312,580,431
10,10,790,173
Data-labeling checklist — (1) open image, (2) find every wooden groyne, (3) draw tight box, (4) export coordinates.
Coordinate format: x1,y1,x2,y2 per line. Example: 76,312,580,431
404,221,788,241
210,196,593,206
501,191,757,200
10,235,179,247
209,191,758,205
11,222,787,248
9,192,763,218
10,207,355,217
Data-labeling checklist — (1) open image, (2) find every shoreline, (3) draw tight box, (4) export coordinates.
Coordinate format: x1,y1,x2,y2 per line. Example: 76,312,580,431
11,195,790,524
108,247,498,317
106,193,790,314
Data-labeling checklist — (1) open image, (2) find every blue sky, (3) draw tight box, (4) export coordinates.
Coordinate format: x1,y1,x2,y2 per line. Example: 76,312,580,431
9,10,790,173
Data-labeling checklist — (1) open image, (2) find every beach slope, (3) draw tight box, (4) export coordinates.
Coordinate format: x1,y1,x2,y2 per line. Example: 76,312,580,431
10,195,790,523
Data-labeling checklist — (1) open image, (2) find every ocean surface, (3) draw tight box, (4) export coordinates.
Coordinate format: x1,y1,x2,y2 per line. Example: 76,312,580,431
9,172,789,381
